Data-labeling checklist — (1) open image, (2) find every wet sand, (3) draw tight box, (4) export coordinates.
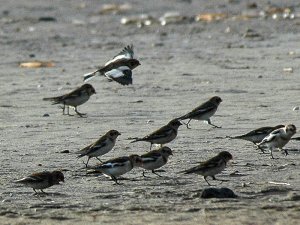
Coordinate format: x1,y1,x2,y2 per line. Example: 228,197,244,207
0,0,300,224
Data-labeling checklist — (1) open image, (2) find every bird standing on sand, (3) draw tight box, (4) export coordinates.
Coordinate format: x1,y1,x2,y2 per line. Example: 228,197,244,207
258,124,296,159
77,130,121,167
180,151,233,185
177,96,222,129
43,83,96,117
231,125,284,152
15,170,64,194
83,45,140,85
130,119,182,150
138,146,173,177
87,155,142,184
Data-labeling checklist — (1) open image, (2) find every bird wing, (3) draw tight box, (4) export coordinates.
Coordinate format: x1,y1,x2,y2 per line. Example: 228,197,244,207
15,172,50,183
104,66,132,85
105,45,134,66
259,129,282,144
179,105,215,120
77,137,108,156
94,156,129,169
184,156,223,174
141,150,161,163
143,126,173,141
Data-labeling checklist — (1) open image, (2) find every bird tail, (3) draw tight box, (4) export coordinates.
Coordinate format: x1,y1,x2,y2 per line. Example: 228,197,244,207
226,135,242,140
86,169,102,175
42,96,62,104
176,114,189,121
83,70,100,82
177,169,190,174
128,137,141,143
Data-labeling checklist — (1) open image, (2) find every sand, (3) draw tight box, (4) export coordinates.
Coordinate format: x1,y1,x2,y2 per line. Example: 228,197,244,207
0,0,300,224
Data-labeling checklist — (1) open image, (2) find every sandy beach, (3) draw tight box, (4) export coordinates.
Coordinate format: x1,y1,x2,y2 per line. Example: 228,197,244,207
0,0,300,224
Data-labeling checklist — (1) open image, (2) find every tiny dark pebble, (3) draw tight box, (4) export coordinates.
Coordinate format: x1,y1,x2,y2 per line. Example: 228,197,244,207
29,54,35,58
38,164,42,166
201,187,237,199
60,150,70,154
43,113,50,117
38,17,57,22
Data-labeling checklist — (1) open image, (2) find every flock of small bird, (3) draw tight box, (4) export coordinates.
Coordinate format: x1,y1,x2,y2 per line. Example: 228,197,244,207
15,45,297,194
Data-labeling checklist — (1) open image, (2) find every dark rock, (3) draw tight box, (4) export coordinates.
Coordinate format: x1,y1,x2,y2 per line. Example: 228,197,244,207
38,17,57,22
201,187,237,199
60,150,70,154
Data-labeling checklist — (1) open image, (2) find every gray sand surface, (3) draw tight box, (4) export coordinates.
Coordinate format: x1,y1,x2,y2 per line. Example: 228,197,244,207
0,0,300,224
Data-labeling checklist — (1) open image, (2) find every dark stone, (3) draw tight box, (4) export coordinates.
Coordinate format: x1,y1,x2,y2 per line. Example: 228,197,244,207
38,17,57,22
201,187,237,199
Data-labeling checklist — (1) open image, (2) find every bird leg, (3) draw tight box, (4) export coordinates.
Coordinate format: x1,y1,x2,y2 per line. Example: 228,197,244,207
204,176,212,186
142,171,147,177
282,148,288,156
96,157,103,163
255,144,266,153
62,104,66,115
207,119,221,128
74,107,86,117
111,176,121,185
181,119,192,129
83,157,90,168
152,170,162,177
270,148,274,159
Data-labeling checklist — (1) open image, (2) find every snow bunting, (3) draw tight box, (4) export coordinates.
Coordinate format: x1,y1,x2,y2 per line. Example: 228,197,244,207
138,146,173,177
181,151,232,185
83,44,140,85
257,124,296,159
87,155,142,184
177,96,222,129
43,83,96,117
130,119,182,149
77,130,121,167
231,125,284,152
15,170,64,194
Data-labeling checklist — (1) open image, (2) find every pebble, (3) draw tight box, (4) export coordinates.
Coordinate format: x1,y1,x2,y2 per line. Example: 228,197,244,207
201,187,237,199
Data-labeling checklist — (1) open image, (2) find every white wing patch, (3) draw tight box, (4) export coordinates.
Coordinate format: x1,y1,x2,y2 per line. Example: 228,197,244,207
105,66,131,79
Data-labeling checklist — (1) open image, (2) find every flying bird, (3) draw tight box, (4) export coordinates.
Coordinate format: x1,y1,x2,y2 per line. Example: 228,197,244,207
83,45,140,85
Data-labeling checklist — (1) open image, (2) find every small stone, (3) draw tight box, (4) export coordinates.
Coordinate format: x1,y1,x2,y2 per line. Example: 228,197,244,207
201,187,237,199
283,67,293,73
286,192,300,201
43,113,50,117
293,106,299,111
60,150,70,154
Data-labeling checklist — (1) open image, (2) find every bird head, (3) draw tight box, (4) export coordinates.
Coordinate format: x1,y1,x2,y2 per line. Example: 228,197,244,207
108,130,121,139
218,151,233,162
286,124,296,136
211,96,222,105
160,146,173,157
83,83,96,96
168,119,182,128
52,171,65,183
